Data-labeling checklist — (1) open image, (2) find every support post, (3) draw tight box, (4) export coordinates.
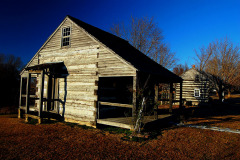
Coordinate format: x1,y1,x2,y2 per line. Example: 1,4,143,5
25,73,31,122
154,84,158,119
169,83,173,113
38,70,45,121
47,74,52,111
132,76,137,119
18,76,23,118
18,108,21,119
179,82,183,110
25,114,29,122
19,76,23,107
179,82,184,122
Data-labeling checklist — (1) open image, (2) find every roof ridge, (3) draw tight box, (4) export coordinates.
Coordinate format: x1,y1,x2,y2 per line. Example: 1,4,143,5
67,15,181,82
67,15,128,43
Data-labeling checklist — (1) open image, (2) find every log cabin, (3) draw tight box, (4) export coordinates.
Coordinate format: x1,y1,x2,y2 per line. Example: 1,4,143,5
175,66,209,106
18,15,183,129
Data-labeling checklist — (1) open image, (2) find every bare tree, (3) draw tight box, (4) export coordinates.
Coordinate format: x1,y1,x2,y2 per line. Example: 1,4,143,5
111,16,177,70
173,63,189,76
195,38,240,101
0,54,23,107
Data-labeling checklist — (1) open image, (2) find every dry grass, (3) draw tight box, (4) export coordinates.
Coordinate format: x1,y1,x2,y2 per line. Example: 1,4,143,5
1,94,240,159
0,116,240,160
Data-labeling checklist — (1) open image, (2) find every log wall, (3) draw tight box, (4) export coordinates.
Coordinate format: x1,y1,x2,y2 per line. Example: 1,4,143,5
175,69,209,105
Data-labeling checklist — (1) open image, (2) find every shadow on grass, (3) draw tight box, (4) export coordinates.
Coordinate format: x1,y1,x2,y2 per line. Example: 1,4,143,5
25,118,59,125
97,115,180,143
63,122,95,130
183,94,240,128
0,114,18,118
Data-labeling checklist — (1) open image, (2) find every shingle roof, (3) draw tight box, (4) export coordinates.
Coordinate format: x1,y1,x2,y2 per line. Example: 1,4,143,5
68,15,182,82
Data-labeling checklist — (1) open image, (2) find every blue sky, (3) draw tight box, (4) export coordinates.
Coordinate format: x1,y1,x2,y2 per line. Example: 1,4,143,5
0,0,239,68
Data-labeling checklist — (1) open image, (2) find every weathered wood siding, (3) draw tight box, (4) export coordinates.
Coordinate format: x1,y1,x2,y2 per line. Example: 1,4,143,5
22,17,136,126
27,55,38,67
175,69,209,105
98,48,136,77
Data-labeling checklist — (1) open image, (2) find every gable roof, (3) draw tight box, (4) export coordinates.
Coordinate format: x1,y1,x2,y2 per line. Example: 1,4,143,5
68,16,182,82
181,68,209,81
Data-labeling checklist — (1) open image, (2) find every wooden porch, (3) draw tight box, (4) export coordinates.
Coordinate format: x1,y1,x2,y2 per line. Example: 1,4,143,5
97,114,172,130
96,75,183,130
19,62,66,123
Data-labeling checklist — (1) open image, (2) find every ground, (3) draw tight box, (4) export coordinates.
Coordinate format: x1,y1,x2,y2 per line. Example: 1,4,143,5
0,95,240,159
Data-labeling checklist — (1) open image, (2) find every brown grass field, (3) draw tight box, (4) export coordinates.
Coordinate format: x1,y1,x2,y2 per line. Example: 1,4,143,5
0,95,240,159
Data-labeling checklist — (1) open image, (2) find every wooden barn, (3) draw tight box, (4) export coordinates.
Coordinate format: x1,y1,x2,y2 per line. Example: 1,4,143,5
18,15,183,129
175,66,209,106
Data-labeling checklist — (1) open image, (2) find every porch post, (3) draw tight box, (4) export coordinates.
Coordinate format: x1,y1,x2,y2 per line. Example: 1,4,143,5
169,83,173,113
154,84,158,119
25,73,31,122
47,74,52,111
38,70,45,124
18,75,23,118
132,76,137,118
179,82,183,110
179,82,184,122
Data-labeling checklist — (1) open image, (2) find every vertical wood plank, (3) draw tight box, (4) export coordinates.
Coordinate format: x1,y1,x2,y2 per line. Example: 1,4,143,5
55,78,59,112
94,79,99,125
52,77,56,110
169,83,173,113
26,73,31,114
154,84,159,119
19,76,23,108
47,74,52,111
38,70,45,117
132,76,137,118
180,82,183,110
18,75,23,118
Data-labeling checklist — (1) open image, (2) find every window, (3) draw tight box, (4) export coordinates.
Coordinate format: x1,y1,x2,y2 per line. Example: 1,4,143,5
194,89,200,97
195,75,200,82
62,27,71,47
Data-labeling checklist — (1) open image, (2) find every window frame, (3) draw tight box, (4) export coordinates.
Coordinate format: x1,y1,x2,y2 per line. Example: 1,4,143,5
194,89,200,97
61,26,71,47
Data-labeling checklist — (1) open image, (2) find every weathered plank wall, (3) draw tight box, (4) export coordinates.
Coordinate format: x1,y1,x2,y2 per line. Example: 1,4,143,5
22,17,136,126
27,56,38,67
98,48,136,77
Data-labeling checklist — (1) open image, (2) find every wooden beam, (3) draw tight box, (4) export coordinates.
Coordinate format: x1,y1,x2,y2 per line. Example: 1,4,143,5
169,83,173,113
180,82,183,110
132,76,137,118
154,84,158,119
47,74,52,111
38,70,45,118
19,75,23,109
54,78,59,112
25,73,31,115
28,70,42,74
99,101,133,108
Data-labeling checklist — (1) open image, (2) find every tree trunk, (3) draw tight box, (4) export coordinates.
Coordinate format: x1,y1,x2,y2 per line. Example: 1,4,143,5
218,90,223,103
